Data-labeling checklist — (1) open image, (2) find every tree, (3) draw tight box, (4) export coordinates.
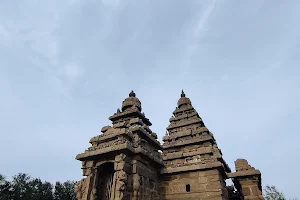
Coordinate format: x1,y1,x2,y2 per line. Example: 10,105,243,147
10,173,33,200
0,173,76,200
9,173,54,200
53,181,76,200
29,178,53,200
264,185,298,200
0,174,12,200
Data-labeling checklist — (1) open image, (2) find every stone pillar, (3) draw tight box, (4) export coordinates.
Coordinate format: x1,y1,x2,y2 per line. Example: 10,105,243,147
75,161,97,200
113,153,128,200
228,159,264,200
132,173,141,200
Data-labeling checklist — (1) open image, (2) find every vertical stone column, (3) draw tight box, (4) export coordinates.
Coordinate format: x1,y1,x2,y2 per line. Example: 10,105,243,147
113,153,128,200
75,161,97,200
90,167,99,200
133,173,141,200
228,159,264,200
238,176,263,200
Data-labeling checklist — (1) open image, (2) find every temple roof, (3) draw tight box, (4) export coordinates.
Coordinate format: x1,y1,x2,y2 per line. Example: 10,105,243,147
76,90,163,164
162,90,231,174
121,90,142,112
109,91,151,126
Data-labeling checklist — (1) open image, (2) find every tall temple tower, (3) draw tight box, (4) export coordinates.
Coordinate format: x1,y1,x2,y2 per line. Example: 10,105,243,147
160,90,231,200
75,91,264,200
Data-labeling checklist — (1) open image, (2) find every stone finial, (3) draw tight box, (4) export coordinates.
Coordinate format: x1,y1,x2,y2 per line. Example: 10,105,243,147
121,90,142,112
129,90,136,97
181,90,186,97
177,90,191,107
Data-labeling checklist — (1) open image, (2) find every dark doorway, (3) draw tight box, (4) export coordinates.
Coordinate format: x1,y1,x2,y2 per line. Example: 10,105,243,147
98,162,115,200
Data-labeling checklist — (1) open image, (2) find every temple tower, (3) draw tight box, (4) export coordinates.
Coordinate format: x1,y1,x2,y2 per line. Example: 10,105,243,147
160,91,232,200
75,91,163,200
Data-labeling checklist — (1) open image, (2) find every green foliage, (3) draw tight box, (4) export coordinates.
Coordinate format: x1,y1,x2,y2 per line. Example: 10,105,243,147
264,185,297,200
0,174,12,200
264,185,286,200
54,181,76,200
1,174,299,200
0,173,75,200
29,178,54,200
10,173,36,200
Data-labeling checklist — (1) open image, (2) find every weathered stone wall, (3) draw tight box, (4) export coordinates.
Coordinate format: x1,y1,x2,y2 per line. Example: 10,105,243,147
132,174,160,200
228,159,263,200
75,160,98,200
238,177,263,200
131,158,160,200
160,169,227,200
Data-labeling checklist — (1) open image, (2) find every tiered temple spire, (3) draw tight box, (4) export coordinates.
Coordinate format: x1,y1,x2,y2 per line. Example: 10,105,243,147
76,91,162,162
160,91,231,199
162,91,229,171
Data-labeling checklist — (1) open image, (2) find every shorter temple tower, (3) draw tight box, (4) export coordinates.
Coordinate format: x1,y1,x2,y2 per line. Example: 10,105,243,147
75,91,264,200
75,91,163,200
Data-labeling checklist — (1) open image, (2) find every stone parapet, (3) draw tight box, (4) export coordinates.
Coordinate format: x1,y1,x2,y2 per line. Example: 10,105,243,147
172,104,194,114
89,128,130,143
163,126,209,141
129,126,163,149
162,146,213,160
163,135,213,149
109,106,152,126
76,142,135,160
169,111,200,122
167,117,202,130
135,147,164,165
227,170,261,179
161,161,223,174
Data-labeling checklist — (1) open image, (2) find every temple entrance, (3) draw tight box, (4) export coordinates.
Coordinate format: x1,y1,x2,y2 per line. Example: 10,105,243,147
97,162,115,200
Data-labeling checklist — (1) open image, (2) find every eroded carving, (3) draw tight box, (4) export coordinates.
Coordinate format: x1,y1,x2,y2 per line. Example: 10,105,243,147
75,178,87,200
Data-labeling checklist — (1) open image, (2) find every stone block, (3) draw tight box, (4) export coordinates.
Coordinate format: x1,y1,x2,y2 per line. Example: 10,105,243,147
179,172,191,178
240,179,257,185
189,172,199,178
251,186,262,196
206,175,220,182
196,183,207,192
242,186,252,196
205,181,222,191
205,169,219,176
198,176,208,184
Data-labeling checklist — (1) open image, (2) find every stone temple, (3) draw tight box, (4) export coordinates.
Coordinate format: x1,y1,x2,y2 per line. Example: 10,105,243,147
75,91,264,200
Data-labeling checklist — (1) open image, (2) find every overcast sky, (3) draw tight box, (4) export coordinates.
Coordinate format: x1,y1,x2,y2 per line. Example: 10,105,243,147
0,0,299,198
